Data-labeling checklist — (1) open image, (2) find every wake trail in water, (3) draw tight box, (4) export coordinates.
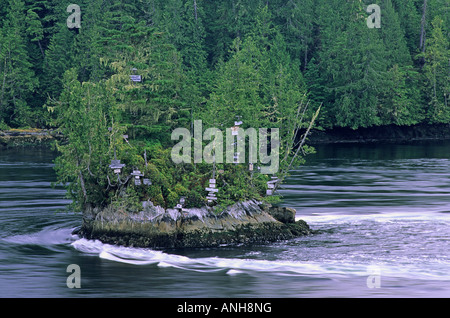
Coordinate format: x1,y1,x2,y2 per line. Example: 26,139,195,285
296,210,450,224
70,236,450,282
2,226,78,246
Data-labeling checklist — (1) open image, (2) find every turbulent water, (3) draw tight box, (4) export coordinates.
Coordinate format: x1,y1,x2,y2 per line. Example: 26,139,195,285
1,143,449,298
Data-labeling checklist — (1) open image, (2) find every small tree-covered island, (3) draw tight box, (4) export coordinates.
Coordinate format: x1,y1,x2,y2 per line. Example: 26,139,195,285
55,32,320,247
47,2,321,248
1,0,448,247
56,64,318,248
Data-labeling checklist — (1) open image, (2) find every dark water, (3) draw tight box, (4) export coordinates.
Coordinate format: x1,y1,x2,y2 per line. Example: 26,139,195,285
1,143,449,298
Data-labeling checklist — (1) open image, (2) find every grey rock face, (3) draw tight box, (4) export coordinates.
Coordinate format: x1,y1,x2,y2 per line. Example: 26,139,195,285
77,200,313,249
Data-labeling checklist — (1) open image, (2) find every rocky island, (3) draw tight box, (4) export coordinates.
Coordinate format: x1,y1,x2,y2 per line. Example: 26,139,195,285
75,200,313,249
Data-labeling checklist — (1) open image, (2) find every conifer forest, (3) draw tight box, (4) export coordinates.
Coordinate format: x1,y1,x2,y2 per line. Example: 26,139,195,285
0,0,448,210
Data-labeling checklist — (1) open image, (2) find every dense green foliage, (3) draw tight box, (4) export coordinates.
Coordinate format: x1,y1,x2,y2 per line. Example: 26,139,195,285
1,0,448,211
0,0,448,129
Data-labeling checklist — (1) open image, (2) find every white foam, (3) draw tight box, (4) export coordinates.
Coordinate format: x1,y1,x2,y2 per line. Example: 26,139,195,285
72,238,194,267
99,251,159,265
157,262,173,268
297,211,450,225
3,227,76,245
70,239,344,277
226,269,244,275
71,237,450,281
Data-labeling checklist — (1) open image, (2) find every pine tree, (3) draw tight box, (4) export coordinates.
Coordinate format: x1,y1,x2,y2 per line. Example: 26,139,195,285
204,36,265,128
51,68,120,211
309,0,390,129
153,0,210,124
391,0,422,54
203,0,262,66
250,5,309,128
25,8,45,60
71,0,108,83
203,1,235,65
41,24,76,102
379,64,425,125
375,0,424,126
0,0,38,127
420,16,450,123
98,5,189,144
379,0,412,67
23,8,47,121
273,0,315,70
158,0,208,71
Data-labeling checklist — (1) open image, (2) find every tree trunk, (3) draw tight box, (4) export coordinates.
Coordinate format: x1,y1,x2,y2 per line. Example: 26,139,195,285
77,160,88,203
37,39,45,60
1,56,8,112
79,171,88,203
304,42,308,71
193,0,198,21
420,0,427,53
433,63,437,99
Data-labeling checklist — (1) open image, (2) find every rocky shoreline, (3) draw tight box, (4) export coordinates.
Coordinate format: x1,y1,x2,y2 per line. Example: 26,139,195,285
307,123,450,145
4,123,450,149
75,200,313,249
0,129,62,148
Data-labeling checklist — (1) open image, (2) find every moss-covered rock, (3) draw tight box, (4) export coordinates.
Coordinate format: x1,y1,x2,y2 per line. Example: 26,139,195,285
76,200,313,249
266,206,297,224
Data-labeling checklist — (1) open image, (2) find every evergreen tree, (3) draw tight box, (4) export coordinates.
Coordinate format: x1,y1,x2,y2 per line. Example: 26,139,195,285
203,0,262,66
158,0,207,71
309,0,389,129
379,64,425,125
376,0,424,125
99,12,188,144
0,0,448,131
420,17,450,122
250,5,309,128
25,8,45,60
273,0,315,70
50,68,120,211
379,0,412,67
391,0,422,54
41,24,76,103
24,8,47,121
204,36,265,129
0,0,38,127
153,0,211,123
